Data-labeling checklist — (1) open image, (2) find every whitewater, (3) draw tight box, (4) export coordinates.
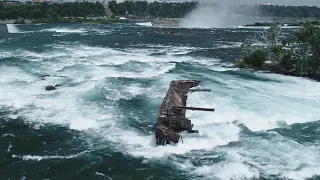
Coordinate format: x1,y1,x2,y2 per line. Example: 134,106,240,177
0,23,320,180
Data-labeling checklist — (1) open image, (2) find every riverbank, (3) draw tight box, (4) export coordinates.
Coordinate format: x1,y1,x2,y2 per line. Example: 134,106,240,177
0,18,129,25
245,19,320,27
0,17,183,28
236,22,320,82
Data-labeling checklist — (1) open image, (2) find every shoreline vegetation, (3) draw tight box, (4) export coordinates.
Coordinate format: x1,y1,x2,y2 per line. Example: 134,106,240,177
244,21,320,27
236,23,320,81
0,1,112,24
0,1,198,24
1,1,320,25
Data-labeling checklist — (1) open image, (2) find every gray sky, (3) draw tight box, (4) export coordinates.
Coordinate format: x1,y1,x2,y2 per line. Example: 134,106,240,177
208,0,320,6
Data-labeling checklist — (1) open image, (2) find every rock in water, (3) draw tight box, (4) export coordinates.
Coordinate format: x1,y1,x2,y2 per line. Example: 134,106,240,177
40,75,50,80
45,85,56,91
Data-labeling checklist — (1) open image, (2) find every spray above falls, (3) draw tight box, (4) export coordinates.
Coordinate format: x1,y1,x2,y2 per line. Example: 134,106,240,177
178,3,268,28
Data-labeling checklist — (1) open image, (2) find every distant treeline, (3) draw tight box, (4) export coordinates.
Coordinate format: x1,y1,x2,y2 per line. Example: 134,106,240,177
108,1,320,19
234,4,320,18
237,23,320,80
257,5,320,18
0,2,105,20
1,1,320,21
245,20,320,27
107,1,198,18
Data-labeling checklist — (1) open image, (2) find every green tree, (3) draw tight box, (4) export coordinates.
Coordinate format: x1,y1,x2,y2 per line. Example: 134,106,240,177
107,1,198,18
0,2,106,20
238,22,320,78
243,49,268,69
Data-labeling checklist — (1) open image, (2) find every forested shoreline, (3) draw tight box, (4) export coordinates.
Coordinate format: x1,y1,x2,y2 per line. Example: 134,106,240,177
239,4,320,19
0,2,105,19
107,1,197,18
237,23,320,81
0,2,107,23
108,1,320,19
1,1,320,23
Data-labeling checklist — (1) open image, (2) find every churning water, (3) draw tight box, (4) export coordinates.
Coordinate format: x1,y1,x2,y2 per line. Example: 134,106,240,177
0,23,320,180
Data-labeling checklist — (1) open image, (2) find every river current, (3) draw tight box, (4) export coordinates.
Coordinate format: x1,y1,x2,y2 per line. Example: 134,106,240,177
0,23,320,180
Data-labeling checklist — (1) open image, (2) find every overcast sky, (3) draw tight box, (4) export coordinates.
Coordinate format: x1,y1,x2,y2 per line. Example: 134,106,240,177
208,0,320,6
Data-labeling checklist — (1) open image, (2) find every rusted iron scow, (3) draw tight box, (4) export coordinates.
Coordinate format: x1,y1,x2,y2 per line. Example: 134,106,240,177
155,80,215,145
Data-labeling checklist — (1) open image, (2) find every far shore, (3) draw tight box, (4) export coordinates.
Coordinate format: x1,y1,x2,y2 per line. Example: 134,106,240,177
0,17,181,26
2,17,319,30
0,18,126,25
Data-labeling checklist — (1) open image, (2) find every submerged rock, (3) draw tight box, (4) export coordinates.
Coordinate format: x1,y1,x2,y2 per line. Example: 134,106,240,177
45,85,56,91
40,75,50,80
40,75,67,80
45,84,62,91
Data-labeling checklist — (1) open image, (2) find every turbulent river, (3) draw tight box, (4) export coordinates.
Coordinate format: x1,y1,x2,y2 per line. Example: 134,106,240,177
0,23,320,180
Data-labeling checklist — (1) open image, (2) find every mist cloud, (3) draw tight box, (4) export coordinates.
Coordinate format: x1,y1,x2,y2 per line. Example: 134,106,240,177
178,3,269,28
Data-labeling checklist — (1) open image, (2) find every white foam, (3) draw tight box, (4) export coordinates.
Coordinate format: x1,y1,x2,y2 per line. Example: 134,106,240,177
7,142,12,152
95,172,105,177
193,151,260,180
93,77,241,159
187,70,320,132
69,118,99,130
90,62,176,80
0,66,35,84
2,134,15,137
103,83,164,101
7,24,20,33
136,22,153,27
41,28,87,33
12,150,89,161
108,123,240,159
235,25,271,29
0,66,113,131
236,134,320,180
2,39,320,180
2,44,201,73
213,42,243,49
0,44,185,133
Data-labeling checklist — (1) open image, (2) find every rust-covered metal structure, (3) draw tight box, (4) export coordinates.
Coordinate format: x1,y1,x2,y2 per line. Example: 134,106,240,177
155,80,215,145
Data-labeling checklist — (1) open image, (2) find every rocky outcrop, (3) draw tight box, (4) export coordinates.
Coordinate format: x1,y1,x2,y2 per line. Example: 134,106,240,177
45,84,62,91
40,75,67,80
45,85,56,91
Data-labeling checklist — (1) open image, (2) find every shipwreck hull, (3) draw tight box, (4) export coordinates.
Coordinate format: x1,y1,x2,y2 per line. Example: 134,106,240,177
155,80,214,145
